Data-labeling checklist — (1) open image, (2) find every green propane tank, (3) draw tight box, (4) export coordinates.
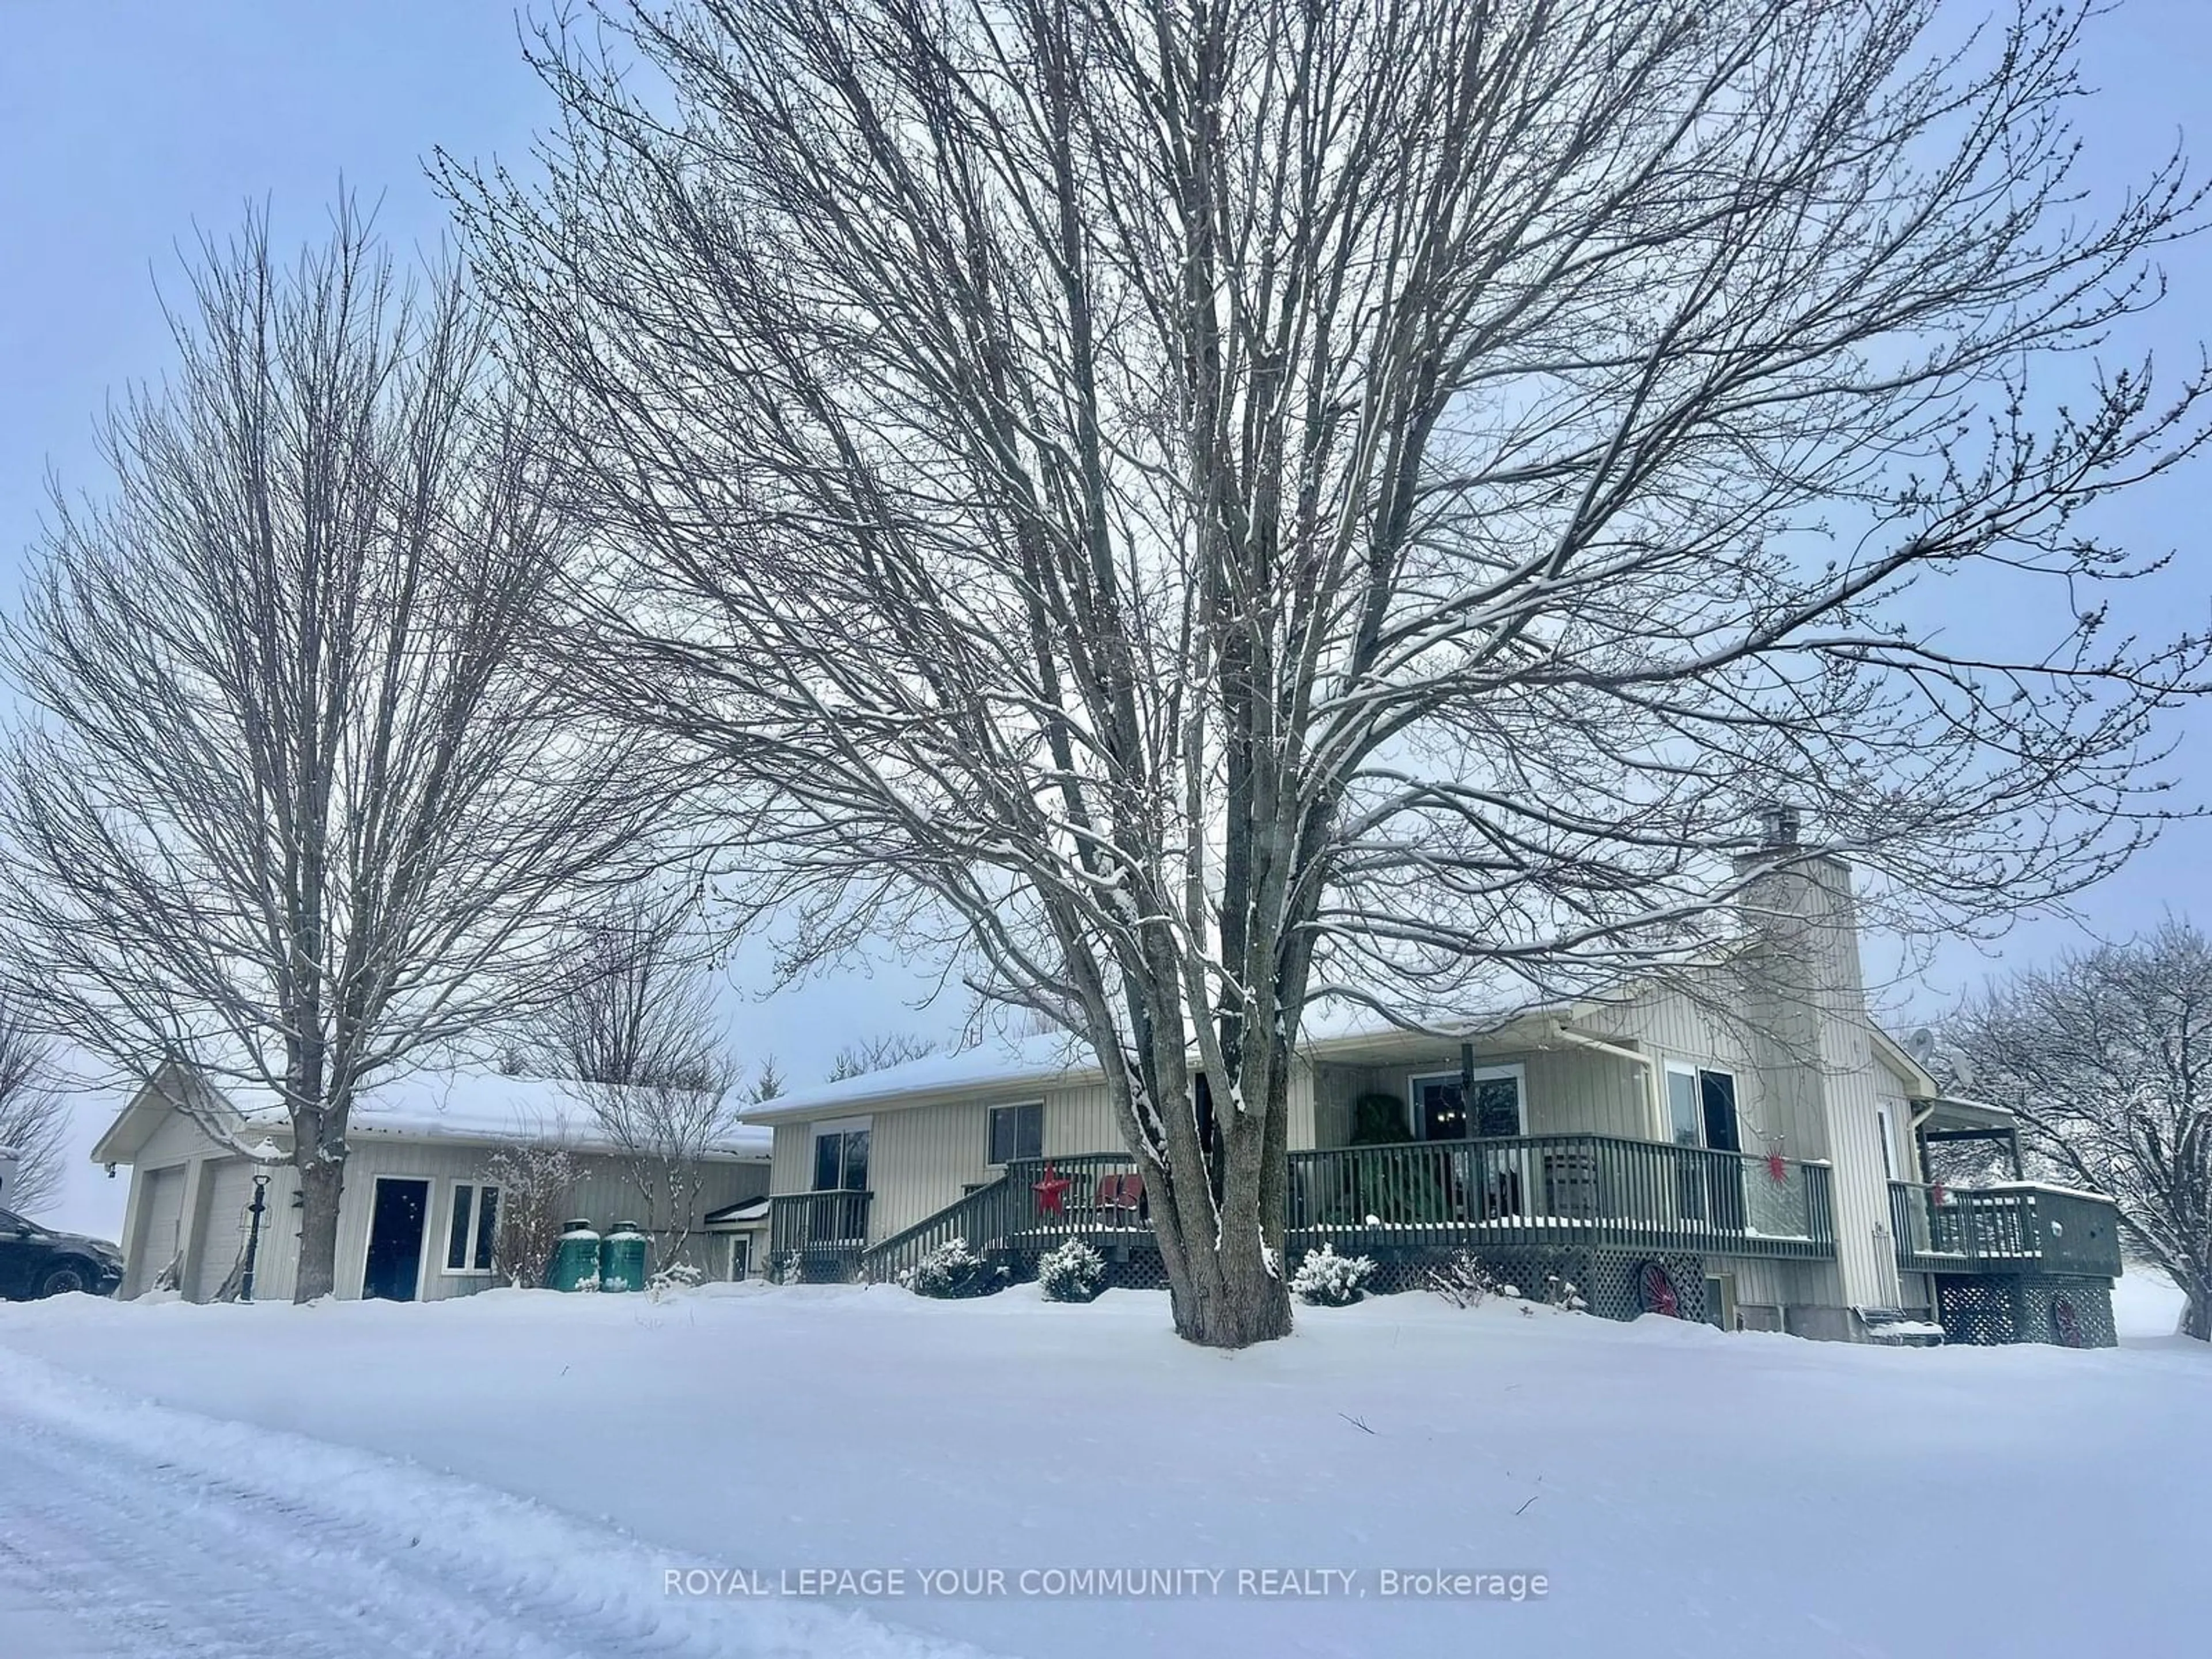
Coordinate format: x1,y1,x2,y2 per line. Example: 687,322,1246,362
599,1221,650,1293
549,1219,602,1291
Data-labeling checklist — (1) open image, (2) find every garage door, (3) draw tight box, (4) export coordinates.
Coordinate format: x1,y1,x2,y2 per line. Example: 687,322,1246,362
191,1160,258,1302
131,1166,186,1298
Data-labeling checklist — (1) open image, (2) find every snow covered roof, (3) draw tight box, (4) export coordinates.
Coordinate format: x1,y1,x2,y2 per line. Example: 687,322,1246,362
94,1062,770,1164
743,1031,1099,1123
331,1068,771,1160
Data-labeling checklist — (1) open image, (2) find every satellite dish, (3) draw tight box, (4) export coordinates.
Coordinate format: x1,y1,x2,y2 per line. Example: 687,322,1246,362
1901,1027,1973,1090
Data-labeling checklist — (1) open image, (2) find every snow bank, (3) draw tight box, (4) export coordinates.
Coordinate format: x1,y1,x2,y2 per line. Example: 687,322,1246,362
0,1338,987,1658
3,1284,2204,1658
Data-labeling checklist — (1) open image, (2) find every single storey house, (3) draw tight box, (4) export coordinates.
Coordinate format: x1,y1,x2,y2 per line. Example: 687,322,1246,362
91,1065,771,1303
744,853,2124,1346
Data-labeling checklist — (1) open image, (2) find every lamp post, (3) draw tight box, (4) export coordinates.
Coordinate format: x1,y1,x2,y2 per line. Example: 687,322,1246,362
240,1139,282,1303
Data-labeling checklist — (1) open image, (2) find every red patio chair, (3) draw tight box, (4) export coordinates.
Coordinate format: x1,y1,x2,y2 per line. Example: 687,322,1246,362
1116,1172,1146,1225
1090,1173,1121,1225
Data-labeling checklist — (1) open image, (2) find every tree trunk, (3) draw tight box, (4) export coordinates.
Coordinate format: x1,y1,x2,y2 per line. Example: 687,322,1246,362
2183,1277,2212,1342
1156,1214,1294,1348
292,1122,345,1302
1141,1028,1297,1349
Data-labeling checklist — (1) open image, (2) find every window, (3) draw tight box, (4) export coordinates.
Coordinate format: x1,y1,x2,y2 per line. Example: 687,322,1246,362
1664,1064,1740,1150
1699,1070,1741,1154
810,1122,871,1192
1665,1067,1702,1146
1875,1104,1899,1180
1663,1063,1745,1230
444,1182,499,1275
988,1101,1045,1165
1409,1068,1524,1141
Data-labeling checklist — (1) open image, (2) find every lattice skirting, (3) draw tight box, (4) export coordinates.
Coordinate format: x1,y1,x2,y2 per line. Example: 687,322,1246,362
1935,1275,2117,1348
1325,1244,1708,1323
991,1242,1711,1323
990,1242,1176,1293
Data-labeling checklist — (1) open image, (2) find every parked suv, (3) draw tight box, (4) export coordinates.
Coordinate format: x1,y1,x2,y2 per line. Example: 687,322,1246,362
0,1209,124,1300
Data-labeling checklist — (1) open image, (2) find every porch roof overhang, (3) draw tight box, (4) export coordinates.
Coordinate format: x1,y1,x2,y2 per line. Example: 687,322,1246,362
704,1196,772,1230
1911,1095,2017,1135
739,1003,1592,1128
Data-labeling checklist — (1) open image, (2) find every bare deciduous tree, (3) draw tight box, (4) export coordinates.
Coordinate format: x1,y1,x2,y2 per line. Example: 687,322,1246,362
0,204,651,1299
1946,922,2212,1340
536,889,750,1260
0,991,70,1217
454,0,2208,1344
534,887,722,1090
825,1033,938,1084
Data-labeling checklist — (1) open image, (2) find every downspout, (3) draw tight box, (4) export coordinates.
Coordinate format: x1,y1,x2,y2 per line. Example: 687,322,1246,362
1907,1097,1938,1185
1546,1021,1665,1141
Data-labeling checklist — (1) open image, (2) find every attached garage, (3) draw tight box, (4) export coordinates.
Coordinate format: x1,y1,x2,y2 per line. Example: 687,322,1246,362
94,1059,771,1302
190,1159,257,1302
130,1165,186,1297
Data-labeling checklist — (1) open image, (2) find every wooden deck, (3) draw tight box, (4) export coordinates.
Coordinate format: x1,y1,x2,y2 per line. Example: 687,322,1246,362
833,1136,1839,1284
1887,1181,2122,1278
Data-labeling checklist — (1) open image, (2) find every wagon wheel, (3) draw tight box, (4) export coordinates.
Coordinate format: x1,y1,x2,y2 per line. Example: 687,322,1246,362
2050,1295,2085,1349
1637,1260,1681,1319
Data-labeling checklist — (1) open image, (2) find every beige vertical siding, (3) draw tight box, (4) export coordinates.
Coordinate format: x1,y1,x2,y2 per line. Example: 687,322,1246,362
772,1067,1311,1246
771,1123,812,1194
331,1141,767,1301
868,1099,994,1239
113,1112,764,1304
125,1165,187,1297
188,1159,257,1300
1304,1046,1650,1147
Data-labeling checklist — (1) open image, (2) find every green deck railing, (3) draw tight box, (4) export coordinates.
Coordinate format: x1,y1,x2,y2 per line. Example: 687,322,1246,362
1887,1181,2122,1278
768,1190,873,1281
832,1136,1837,1284
1287,1134,1835,1260
859,1153,1145,1282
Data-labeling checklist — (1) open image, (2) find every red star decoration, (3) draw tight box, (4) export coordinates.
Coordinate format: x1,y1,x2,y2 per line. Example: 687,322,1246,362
1033,1166,1072,1217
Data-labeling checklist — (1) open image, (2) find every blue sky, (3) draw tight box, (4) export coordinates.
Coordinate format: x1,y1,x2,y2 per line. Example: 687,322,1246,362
3,4,2209,1230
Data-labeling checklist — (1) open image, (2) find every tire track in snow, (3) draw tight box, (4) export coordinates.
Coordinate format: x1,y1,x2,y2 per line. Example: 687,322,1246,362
0,1347,998,1659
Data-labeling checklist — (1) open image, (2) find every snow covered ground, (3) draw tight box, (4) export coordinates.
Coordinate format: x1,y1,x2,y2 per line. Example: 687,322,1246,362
0,1273,2202,1658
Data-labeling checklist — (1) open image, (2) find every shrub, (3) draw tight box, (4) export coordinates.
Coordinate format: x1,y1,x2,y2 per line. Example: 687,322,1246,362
486,1141,578,1288
1290,1242,1376,1306
1037,1238,1108,1303
900,1236,1006,1299
648,1262,706,1301
1425,1250,1519,1309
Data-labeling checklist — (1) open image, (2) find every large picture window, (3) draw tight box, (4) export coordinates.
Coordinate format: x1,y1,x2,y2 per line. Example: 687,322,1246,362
444,1181,499,1275
988,1101,1045,1165
1409,1068,1524,1141
812,1124,871,1192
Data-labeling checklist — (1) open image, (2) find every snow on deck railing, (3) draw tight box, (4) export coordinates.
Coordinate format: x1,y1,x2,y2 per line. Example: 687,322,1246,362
1885,1180,2121,1277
